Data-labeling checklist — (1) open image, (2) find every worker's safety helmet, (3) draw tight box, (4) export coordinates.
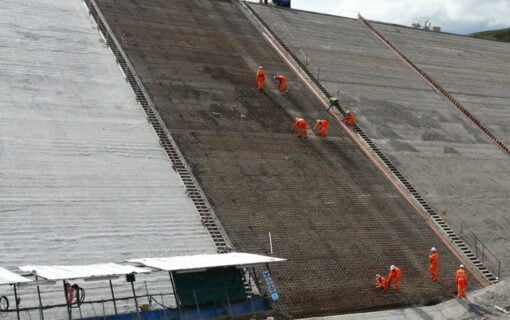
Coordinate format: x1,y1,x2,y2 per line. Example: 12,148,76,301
459,264,464,268
259,66,263,69
390,265,396,271
431,247,437,252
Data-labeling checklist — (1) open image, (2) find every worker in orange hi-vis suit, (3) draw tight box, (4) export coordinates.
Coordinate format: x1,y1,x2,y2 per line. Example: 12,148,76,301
313,119,329,137
293,117,308,138
456,264,467,298
375,274,388,291
343,111,356,126
387,265,403,290
429,247,439,281
273,75,288,91
256,66,265,90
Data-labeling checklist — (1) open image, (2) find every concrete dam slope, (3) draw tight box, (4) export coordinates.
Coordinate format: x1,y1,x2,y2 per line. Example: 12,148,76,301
252,5,510,278
0,0,216,318
94,0,475,317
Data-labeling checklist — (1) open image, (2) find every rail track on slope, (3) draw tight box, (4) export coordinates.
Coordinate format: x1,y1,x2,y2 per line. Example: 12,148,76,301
83,0,230,253
241,2,499,284
358,15,510,158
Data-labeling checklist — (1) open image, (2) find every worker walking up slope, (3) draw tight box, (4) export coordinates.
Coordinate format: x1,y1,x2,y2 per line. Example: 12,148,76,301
256,66,266,90
429,247,439,281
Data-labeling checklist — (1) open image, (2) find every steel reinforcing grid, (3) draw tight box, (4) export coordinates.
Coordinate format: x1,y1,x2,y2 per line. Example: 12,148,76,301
242,2,499,284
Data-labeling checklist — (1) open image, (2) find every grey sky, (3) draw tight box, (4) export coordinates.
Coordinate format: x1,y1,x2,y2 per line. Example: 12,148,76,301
249,0,510,34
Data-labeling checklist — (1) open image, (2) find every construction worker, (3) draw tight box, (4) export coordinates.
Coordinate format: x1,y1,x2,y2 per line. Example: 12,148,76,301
313,119,329,137
455,264,467,298
429,247,439,281
293,117,307,138
387,265,402,290
256,66,265,90
273,75,288,92
343,111,356,126
328,97,340,110
375,274,387,291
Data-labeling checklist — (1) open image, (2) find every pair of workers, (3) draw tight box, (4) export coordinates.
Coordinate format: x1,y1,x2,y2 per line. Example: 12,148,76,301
256,66,287,91
429,247,468,298
375,265,402,291
293,118,330,138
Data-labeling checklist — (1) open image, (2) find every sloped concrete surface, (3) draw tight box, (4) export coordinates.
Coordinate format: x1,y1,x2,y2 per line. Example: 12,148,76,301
94,0,478,317
252,5,510,278
0,0,216,318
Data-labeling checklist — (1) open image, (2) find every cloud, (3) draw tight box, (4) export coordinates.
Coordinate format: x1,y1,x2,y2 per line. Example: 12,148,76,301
291,0,510,34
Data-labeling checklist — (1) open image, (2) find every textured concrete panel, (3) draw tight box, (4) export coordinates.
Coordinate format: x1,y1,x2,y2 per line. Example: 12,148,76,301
0,0,216,318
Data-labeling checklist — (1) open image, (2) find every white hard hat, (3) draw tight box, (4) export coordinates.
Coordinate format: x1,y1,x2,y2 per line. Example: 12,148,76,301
431,247,437,252
259,66,263,69
390,265,396,271
459,264,464,268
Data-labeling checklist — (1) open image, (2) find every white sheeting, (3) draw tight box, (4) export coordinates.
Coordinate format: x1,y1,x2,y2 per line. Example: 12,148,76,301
0,0,217,267
128,252,286,272
0,267,31,285
19,263,149,281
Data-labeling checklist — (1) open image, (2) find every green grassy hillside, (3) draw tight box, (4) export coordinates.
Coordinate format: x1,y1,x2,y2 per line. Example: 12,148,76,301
471,27,510,42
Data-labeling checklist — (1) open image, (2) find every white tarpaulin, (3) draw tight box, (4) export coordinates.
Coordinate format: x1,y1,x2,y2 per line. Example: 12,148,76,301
0,267,31,285
19,263,149,281
128,252,286,272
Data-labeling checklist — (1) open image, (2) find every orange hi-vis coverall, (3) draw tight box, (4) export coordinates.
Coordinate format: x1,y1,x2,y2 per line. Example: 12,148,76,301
375,274,387,291
293,118,308,138
429,251,439,281
387,267,402,289
314,119,329,136
343,112,356,126
274,75,288,91
456,268,467,297
256,68,266,90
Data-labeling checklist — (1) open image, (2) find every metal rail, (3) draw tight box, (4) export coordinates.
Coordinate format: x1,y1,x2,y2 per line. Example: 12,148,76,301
83,0,230,253
357,14,501,283
357,15,510,157
241,2,498,284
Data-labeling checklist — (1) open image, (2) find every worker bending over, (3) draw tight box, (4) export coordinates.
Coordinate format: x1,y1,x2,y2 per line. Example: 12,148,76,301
429,247,439,281
293,118,308,138
387,265,402,290
455,264,467,298
342,110,356,126
375,274,387,291
256,66,265,90
273,75,288,92
328,97,340,110
313,119,329,137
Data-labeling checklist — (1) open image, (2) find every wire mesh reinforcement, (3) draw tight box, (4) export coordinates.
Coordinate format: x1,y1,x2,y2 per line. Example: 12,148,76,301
242,2,498,284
